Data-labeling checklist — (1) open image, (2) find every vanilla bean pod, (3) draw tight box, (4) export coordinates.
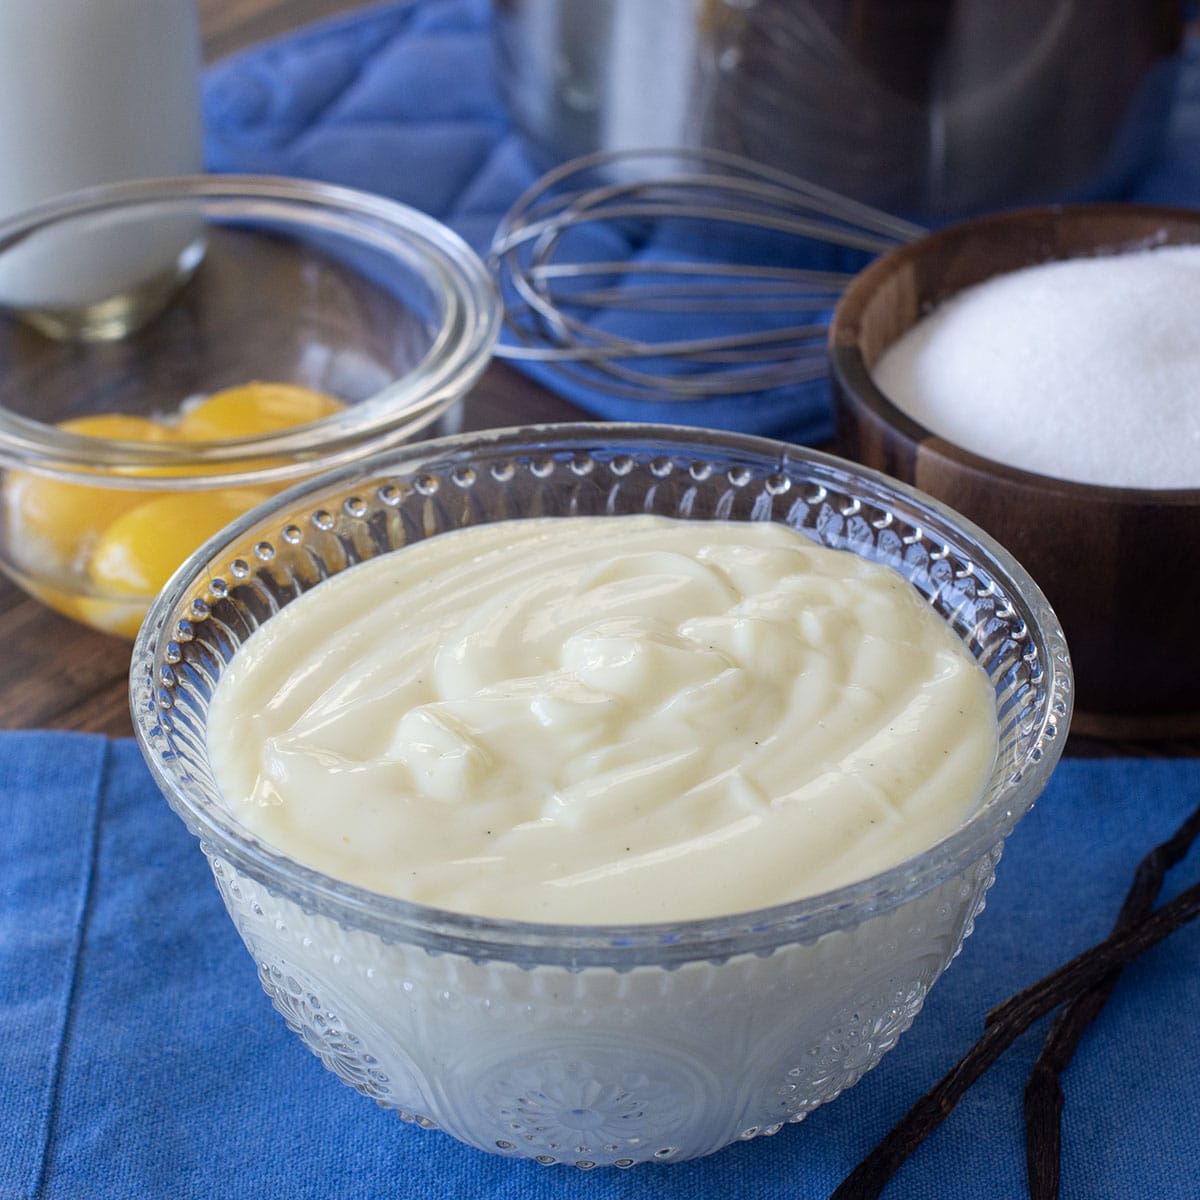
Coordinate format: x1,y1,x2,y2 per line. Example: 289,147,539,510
831,877,1200,1200
1025,801,1200,1199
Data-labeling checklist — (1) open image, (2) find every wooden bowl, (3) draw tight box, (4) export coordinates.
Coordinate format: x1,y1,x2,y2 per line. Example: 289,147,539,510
829,204,1200,740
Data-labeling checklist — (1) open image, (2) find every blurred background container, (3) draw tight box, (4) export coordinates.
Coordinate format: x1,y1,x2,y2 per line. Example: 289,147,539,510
494,0,1185,221
0,0,205,335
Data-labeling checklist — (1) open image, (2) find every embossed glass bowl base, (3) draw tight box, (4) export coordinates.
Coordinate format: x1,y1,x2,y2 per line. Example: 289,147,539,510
132,424,1072,1166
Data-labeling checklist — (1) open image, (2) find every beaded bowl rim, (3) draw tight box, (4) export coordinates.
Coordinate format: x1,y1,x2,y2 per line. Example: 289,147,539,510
130,422,1073,967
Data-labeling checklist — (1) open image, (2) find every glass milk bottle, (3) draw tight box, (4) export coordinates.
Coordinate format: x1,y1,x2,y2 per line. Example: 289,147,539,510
0,0,205,339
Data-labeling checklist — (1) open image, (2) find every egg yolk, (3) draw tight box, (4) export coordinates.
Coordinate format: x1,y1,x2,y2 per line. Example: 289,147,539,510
3,414,170,575
85,488,276,637
4,383,344,636
176,382,346,440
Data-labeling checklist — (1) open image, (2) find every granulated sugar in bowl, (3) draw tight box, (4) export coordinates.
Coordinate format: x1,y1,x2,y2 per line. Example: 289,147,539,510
871,244,1200,490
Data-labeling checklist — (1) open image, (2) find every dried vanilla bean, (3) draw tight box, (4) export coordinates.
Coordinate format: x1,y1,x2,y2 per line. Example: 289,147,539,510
831,876,1200,1200
1024,801,1200,1199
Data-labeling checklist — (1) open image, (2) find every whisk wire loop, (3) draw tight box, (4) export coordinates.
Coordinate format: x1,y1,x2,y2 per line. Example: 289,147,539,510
489,147,922,401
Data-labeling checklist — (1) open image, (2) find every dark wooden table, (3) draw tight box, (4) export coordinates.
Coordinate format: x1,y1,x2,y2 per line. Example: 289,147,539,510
0,0,1190,758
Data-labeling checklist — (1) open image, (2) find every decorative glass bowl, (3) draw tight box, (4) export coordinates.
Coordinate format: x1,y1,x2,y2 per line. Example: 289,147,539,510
0,174,497,637
131,424,1071,1167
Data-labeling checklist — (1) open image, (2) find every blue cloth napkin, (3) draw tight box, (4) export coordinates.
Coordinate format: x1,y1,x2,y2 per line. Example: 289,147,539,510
2,732,1198,1199
200,0,1200,446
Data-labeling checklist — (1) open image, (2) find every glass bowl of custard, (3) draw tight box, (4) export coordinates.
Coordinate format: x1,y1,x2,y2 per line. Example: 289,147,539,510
131,423,1072,1168
0,175,497,637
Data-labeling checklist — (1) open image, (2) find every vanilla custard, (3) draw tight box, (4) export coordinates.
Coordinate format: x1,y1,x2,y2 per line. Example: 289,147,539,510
206,515,998,923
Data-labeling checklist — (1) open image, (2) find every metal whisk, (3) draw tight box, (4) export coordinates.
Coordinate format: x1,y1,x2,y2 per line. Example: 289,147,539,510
489,148,925,401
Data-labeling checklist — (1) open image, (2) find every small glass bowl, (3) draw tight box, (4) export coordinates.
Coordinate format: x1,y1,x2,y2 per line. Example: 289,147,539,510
131,423,1071,1167
0,175,498,637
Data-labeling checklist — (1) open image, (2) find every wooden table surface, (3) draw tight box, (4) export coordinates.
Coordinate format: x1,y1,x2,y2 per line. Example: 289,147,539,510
0,0,1191,758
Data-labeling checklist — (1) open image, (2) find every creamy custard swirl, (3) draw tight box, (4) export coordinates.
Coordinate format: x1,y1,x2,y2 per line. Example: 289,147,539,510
207,515,998,923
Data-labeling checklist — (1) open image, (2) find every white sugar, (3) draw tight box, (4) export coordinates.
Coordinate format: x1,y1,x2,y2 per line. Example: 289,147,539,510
871,245,1200,489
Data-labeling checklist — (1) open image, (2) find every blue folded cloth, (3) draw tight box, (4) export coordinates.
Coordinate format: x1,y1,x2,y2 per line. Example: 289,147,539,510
201,0,1200,446
3,731,1198,1199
